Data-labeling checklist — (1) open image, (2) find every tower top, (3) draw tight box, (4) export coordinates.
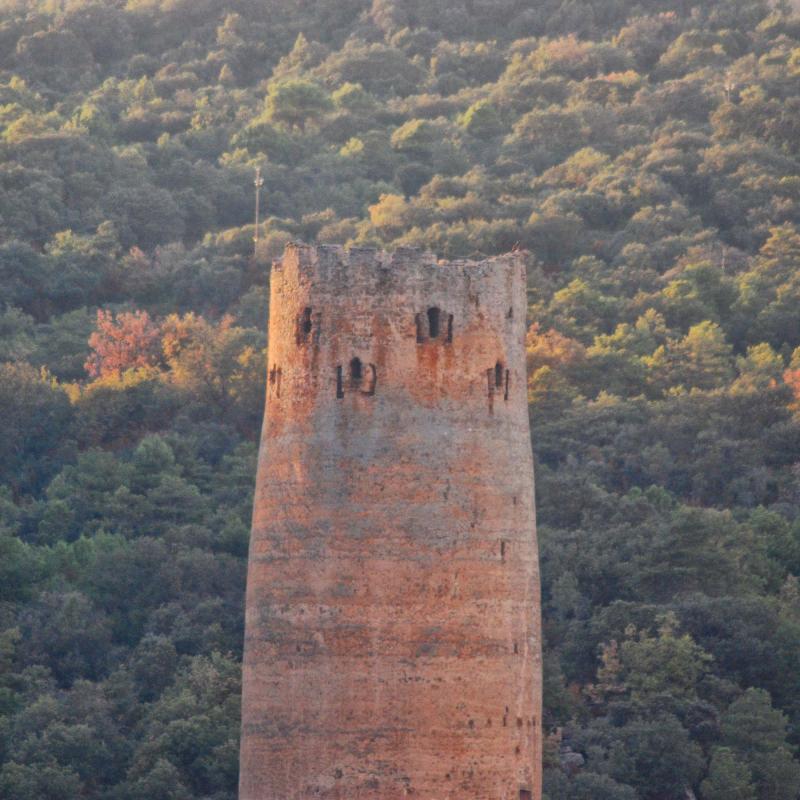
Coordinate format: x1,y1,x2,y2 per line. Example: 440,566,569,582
272,242,526,291
265,243,529,418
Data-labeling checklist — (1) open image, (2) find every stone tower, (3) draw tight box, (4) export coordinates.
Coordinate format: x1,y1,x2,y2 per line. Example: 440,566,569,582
239,244,541,800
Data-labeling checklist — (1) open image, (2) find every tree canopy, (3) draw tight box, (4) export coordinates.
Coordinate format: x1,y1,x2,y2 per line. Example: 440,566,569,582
1,0,800,798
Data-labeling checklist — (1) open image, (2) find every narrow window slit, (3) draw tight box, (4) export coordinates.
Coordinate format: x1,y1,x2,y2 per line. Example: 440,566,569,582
269,365,282,397
507,306,514,319
416,308,451,344
500,540,506,562
336,366,344,398
427,307,440,338
495,361,504,388
513,641,518,654
296,307,313,344
504,369,510,401
350,357,362,384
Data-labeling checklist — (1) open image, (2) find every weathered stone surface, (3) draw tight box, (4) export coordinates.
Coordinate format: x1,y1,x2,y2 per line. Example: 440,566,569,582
239,243,542,800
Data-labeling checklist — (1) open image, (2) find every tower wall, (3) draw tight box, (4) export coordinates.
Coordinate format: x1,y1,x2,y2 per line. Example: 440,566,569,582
240,244,541,800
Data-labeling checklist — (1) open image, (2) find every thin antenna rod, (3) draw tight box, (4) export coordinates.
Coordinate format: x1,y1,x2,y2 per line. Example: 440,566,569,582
253,166,264,256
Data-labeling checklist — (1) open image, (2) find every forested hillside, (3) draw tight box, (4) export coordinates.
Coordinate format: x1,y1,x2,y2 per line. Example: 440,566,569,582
2,0,800,798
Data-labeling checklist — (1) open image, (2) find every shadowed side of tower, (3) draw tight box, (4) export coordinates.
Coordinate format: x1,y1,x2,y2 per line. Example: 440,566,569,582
239,244,541,800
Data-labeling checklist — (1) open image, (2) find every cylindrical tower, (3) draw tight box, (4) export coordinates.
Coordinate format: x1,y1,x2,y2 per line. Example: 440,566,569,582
240,244,541,800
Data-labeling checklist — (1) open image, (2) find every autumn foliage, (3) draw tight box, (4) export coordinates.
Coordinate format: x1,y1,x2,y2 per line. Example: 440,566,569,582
84,310,161,378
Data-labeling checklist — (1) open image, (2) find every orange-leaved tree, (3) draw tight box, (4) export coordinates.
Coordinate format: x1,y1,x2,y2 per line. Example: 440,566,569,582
84,310,162,379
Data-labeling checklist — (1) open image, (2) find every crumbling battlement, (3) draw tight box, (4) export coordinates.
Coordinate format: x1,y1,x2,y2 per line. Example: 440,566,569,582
273,243,524,306
240,244,542,800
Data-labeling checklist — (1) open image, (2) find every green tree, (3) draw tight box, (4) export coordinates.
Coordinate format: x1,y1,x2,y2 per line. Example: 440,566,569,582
0,532,43,602
720,689,800,800
460,99,504,138
734,224,800,348
0,362,73,496
609,715,705,800
0,761,83,800
646,321,734,392
264,79,332,131
570,772,637,800
618,613,713,702
701,748,757,800
19,591,113,686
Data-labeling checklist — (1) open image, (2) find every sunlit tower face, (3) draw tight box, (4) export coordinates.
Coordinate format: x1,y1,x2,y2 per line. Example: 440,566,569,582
240,244,542,800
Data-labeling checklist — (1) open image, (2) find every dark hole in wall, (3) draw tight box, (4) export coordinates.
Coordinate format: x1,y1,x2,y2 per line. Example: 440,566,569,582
500,540,506,562
269,365,281,397
495,361,504,388
350,357,362,383
520,791,532,800
296,307,314,344
508,306,514,319
336,366,344,398
427,307,440,338
446,314,454,343
504,369,510,401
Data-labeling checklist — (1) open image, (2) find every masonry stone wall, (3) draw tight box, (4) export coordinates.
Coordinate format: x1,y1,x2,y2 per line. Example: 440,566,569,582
239,243,542,800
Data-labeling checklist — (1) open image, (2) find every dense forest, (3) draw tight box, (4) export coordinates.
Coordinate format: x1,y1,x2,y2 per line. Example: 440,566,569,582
2,0,800,797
